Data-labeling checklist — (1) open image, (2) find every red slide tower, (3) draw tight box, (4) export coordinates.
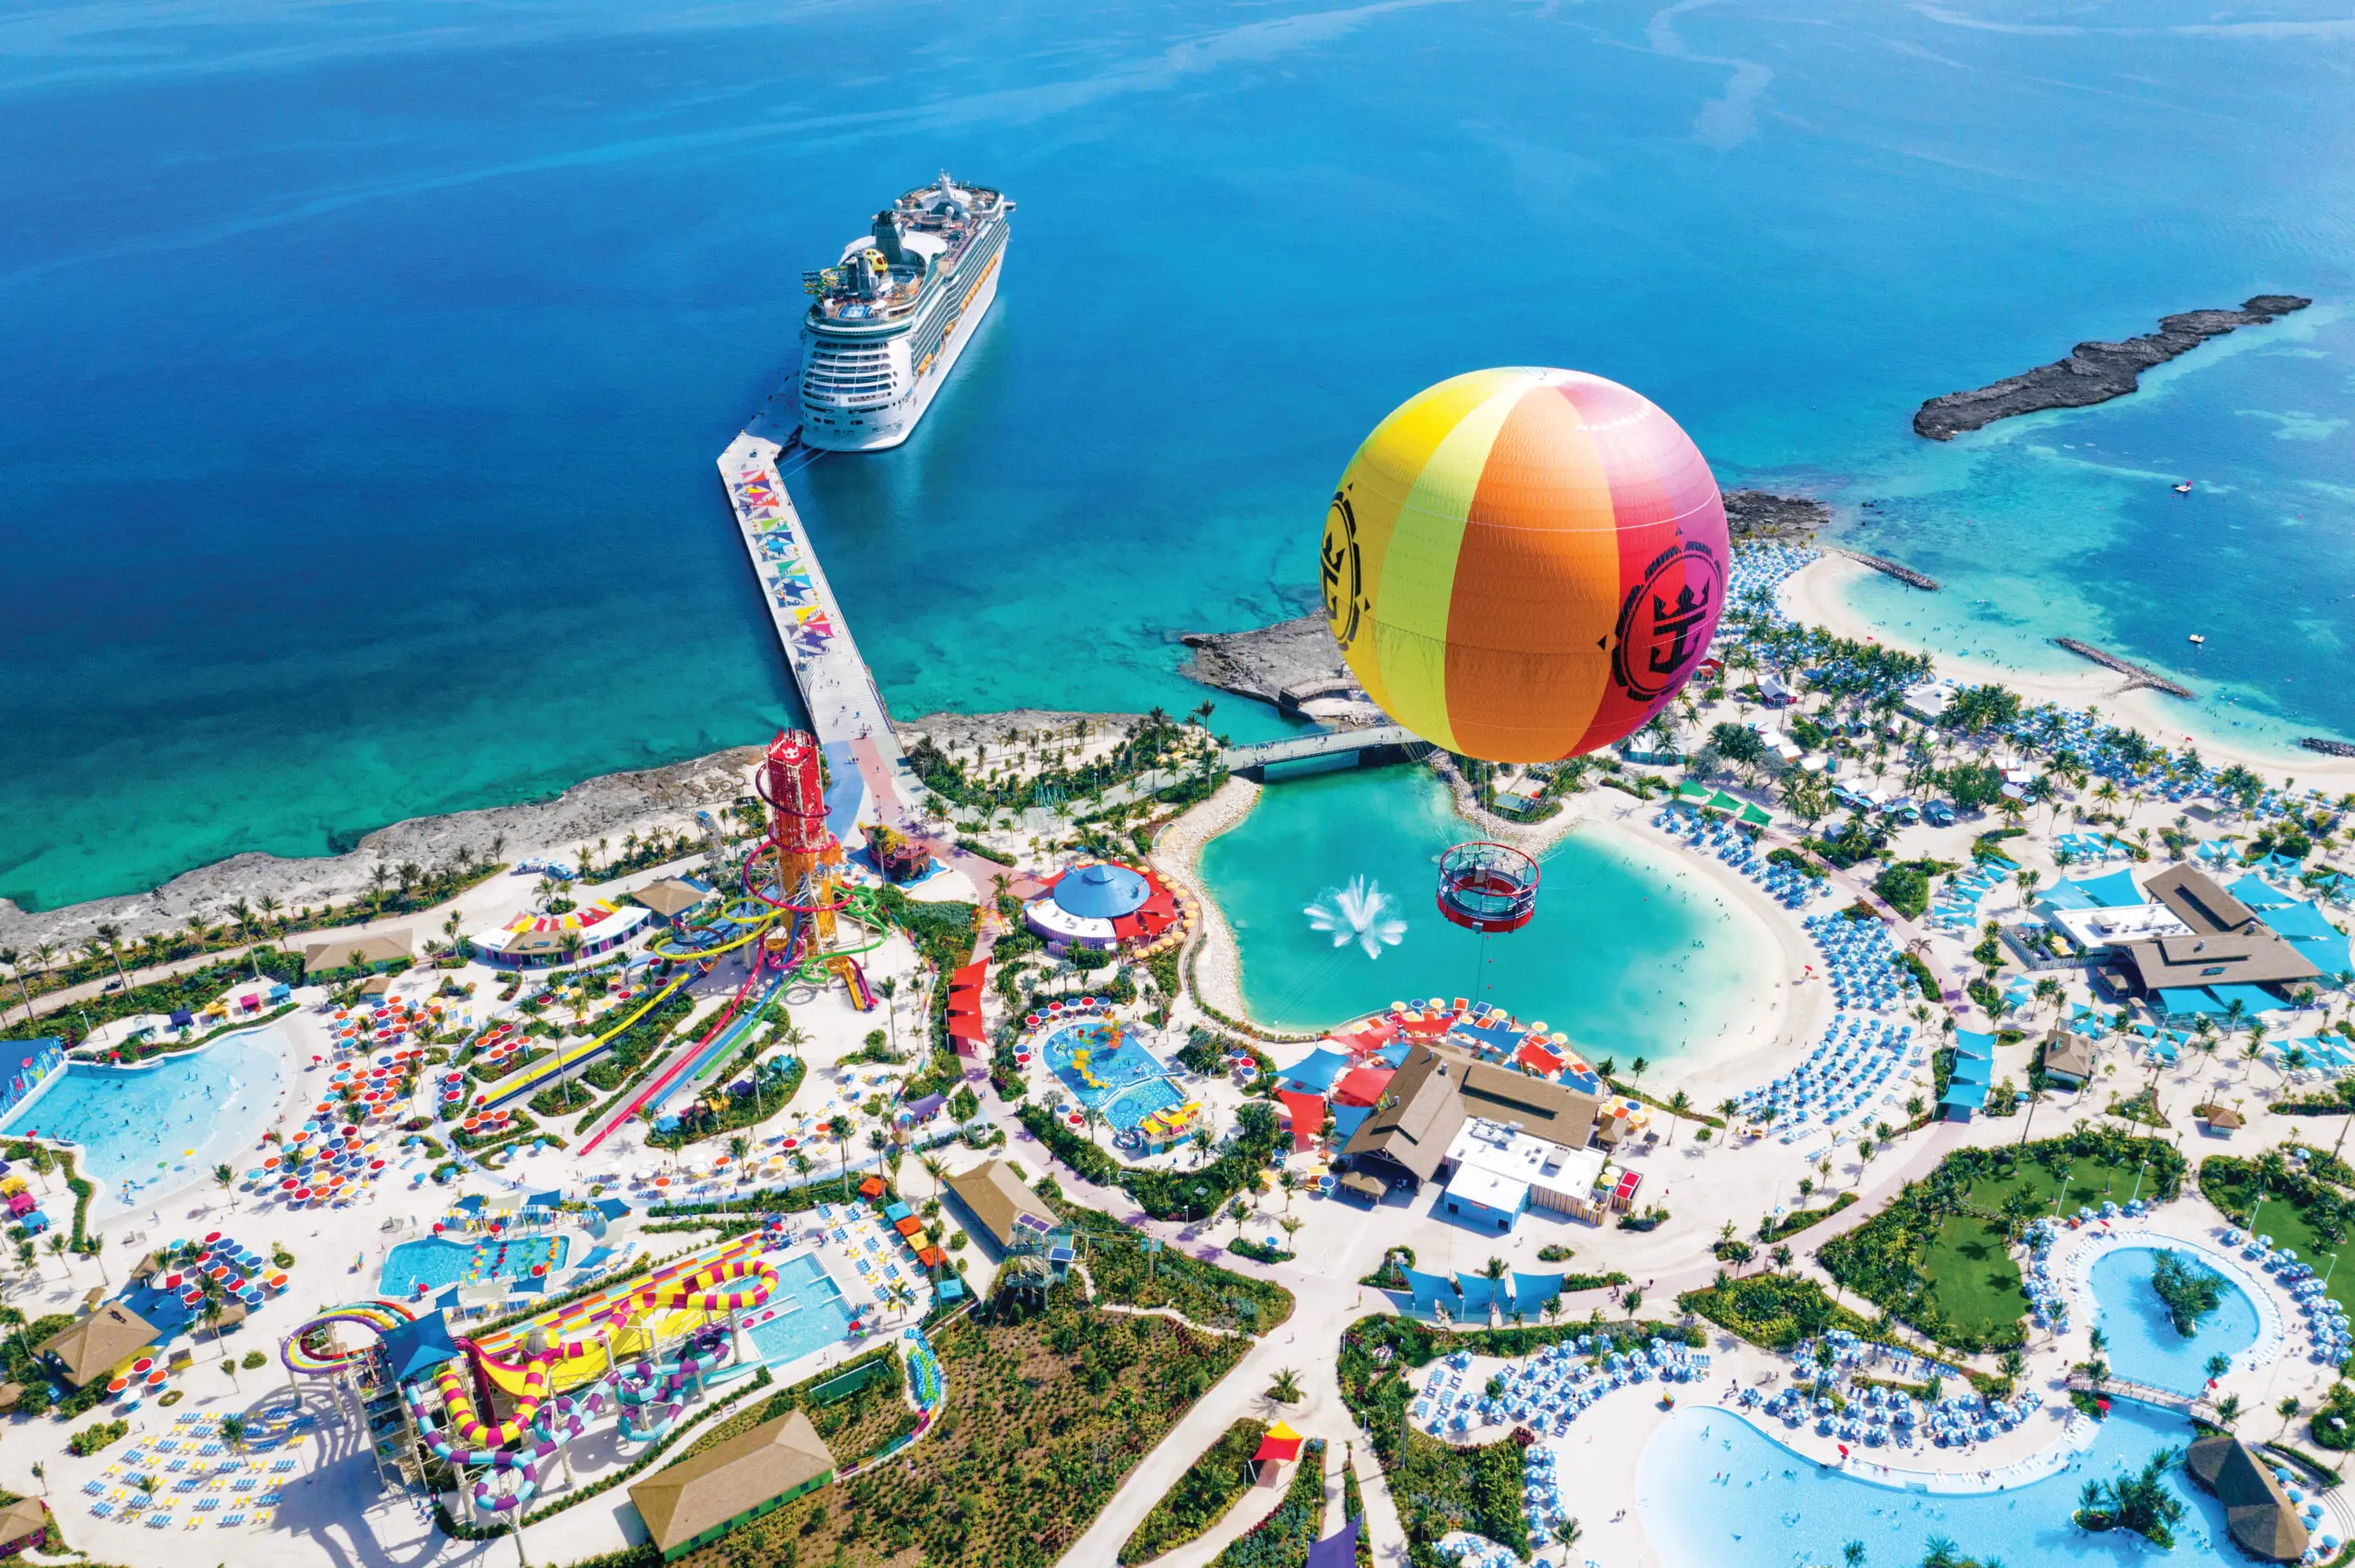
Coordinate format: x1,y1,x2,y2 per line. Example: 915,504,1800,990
754,730,845,944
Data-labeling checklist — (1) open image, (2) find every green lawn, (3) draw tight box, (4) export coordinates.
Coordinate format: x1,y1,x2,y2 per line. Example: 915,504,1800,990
2200,1165,2350,1318
1921,1214,2028,1339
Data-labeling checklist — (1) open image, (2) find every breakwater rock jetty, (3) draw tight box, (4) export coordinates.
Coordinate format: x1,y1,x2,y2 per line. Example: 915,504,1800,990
2051,637,2192,698
2299,737,2355,759
1834,549,1939,590
1724,489,1828,541
1914,294,2311,440
1179,613,1384,722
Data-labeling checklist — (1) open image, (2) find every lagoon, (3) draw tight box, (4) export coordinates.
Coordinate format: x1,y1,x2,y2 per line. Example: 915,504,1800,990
1197,767,1776,1063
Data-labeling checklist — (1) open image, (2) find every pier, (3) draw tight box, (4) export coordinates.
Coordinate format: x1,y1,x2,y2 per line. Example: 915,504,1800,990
1834,549,1941,591
717,430,923,818
2051,638,2193,698
1223,725,1423,779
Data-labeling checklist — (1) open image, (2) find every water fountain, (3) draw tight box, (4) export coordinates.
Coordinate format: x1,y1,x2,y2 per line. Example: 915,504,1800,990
1304,876,1407,959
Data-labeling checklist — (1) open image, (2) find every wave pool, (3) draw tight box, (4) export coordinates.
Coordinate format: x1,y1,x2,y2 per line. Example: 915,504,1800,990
0,1024,287,1217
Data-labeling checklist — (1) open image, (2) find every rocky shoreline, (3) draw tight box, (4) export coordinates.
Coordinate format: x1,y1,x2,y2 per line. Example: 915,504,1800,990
1913,294,2311,440
0,749,764,955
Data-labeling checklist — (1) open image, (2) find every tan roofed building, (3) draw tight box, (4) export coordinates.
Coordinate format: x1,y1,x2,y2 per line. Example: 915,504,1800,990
1340,1044,1603,1188
303,931,412,976
942,1159,1057,1251
633,879,713,922
35,1303,159,1388
2112,866,2320,996
627,1409,834,1560
2186,1434,2307,1562
2041,1031,2097,1087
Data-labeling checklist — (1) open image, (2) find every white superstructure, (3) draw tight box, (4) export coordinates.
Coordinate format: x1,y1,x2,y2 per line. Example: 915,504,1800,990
797,175,1013,452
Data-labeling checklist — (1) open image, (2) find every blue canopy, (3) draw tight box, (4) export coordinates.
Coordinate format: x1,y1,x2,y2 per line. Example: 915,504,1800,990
1399,1266,1456,1318
379,1310,463,1381
1376,1039,1412,1068
1953,1028,1996,1057
2259,900,2341,942
1939,1082,1989,1111
1051,863,1148,919
2039,881,2099,912
1328,1104,1374,1149
1279,1047,1353,1096
1948,1051,1992,1087
2073,868,2146,909
1455,1272,1499,1315
1453,1019,1525,1056
2228,873,2296,910
1511,1270,1565,1320
524,1189,562,1209
2158,988,2227,1016
2208,983,2282,1016
1305,1516,1362,1568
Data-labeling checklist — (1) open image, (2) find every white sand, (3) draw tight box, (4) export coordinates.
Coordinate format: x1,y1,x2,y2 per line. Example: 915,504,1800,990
1783,555,2355,786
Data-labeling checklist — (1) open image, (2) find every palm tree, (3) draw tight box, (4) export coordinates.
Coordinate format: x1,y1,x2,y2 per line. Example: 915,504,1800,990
1553,1519,1584,1554
0,947,30,1021
827,1114,855,1197
921,1153,947,1202
877,977,899,1051
1278,1215,1304,1253
93,921,129,988
221,1413,247,1452
1665,1089,1693,1146
1268,1368,1303,1403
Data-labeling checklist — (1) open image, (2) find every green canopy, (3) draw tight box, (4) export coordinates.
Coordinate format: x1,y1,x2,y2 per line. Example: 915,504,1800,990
1674,781,1714,803
1706,790,1743,813
1739,803,1773,827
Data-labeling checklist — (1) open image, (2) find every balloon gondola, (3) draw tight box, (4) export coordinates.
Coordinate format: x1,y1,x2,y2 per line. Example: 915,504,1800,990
1435,842,1540,933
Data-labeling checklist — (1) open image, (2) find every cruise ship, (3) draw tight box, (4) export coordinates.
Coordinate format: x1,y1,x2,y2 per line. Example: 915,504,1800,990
797,175,1014,452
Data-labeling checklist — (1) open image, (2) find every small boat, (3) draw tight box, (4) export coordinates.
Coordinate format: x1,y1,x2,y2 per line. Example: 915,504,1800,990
2188,634,2206,647
2174,481,2194,494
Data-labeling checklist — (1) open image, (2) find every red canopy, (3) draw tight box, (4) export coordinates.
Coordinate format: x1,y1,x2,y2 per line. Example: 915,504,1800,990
1331,1064,1395,1108
1514,1041,1565,1077
1253,1423,1305,1465
1275,1091,1327,1152
946,961,989,1054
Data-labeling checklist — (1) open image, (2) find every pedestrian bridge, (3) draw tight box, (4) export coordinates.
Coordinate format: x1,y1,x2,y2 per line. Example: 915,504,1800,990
2064,1372,2216,1424
1222,725,1425,780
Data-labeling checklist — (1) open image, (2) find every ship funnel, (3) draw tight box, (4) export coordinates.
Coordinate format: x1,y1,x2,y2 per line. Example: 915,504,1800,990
868,211,908,268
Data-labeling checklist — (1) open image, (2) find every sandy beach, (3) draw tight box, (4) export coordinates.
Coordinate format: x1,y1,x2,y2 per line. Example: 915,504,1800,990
1784,554,2355,788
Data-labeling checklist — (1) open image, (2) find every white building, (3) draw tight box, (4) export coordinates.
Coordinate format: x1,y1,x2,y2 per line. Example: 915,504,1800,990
1435,1116,1608,1233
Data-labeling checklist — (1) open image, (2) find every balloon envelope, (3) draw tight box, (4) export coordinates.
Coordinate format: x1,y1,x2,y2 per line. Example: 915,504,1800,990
1321,367,1729,761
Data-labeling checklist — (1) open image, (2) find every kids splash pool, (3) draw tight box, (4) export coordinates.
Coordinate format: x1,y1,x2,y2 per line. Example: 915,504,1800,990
0,1024,287,1217
746,1253,856,1366
381,1232,570,1299
1039,1019,1187,1133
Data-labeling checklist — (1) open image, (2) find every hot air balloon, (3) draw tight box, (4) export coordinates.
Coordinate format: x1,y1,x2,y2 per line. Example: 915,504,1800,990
1320,367,1729,762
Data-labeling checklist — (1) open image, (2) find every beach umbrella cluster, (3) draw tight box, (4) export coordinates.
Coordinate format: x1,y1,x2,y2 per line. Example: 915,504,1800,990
1654,807,1827,910
1804,913,1915,1012
1414,1337,1706,1442
1738,1010,1913,1139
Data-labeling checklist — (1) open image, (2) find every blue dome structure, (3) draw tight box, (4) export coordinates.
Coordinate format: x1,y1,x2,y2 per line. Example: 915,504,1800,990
1052,863,1149,920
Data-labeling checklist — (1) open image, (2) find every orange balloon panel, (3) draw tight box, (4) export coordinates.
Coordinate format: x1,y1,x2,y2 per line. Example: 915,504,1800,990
1320,367,1729,762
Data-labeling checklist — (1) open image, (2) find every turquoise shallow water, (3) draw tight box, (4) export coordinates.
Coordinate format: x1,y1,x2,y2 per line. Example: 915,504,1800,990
1638,1399,2238,1568
1198,766,1775,1059
0,1025,286,1215
4,0,2352,908
2090,1245,2260,1396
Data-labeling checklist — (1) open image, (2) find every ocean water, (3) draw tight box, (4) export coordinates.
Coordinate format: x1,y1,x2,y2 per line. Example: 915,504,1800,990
5,0,2351,909
1197,765,1775,1059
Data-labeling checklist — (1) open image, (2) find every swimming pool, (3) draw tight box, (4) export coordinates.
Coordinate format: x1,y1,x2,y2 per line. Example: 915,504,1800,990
746,1253,856,1367
0,1024,287,1218
1638,1399,2236,1568
2091,1245,2261,1394
381,1233,570,1299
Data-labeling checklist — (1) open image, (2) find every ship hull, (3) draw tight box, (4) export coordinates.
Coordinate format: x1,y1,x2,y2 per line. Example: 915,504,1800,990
798,241,1005,453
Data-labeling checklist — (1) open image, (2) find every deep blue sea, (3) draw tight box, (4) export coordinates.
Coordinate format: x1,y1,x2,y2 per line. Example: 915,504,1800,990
4,0,2349,909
